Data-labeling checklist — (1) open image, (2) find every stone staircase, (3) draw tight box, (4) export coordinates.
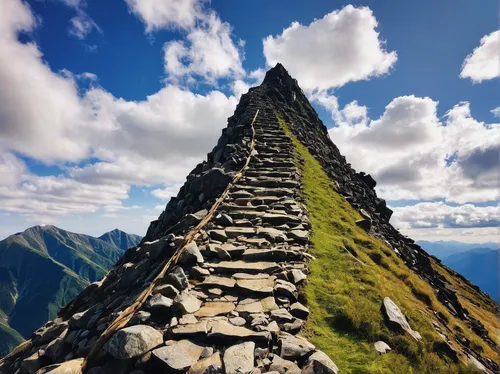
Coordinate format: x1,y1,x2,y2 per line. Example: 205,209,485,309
0,103,337,374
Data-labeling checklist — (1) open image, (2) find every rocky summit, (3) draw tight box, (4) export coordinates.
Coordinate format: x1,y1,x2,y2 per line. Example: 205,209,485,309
0,64,498,374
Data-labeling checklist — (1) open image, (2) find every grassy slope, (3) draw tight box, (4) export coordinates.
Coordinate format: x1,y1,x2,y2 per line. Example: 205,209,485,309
277,116,493,374
0,322,24,358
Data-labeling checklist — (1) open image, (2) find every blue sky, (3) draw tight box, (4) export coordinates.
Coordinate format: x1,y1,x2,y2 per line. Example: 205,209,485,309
0,0,498,242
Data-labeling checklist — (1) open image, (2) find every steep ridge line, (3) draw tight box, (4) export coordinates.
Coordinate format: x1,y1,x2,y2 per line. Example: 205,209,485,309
80,109,260,371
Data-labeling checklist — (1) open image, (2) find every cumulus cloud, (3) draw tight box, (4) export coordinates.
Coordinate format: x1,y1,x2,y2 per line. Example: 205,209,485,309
325,95,500,204
0,0,92,162
460,30,500,83
263,5,397,90
125,0,201,31
392,202,500,230
163,13,244,83
0,0,239,228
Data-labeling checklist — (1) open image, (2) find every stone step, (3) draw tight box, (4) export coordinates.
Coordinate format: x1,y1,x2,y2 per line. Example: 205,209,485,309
244,170,296,178
203,261,281,275
231,186,296,197
239,178,299,189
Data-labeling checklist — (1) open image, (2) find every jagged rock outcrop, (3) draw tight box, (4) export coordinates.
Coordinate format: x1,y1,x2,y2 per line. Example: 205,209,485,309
0,64,498,374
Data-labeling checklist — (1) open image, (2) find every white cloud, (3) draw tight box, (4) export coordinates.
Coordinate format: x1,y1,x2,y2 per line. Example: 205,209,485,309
325,95,500,204
0,0,239,231
231,68,267,98
68,10,102,40
125,0,201,31
0,152,129,221
0,0,92,162
163,13,244,83
151,183,184,200
460,30,500,83
263,5,397,90
491,107,500,118
392,202,500,230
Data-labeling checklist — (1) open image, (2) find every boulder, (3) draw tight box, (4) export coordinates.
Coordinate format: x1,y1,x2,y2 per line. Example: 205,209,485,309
268,355,301,374
165,266,189,290
188,353,223,374
302,351,339,374
355,219,371,233
155,284,180,299
278,333,315,360
290,302,309,320
179,242,204,264
381,297,421,340
152,340,205,371
223,342,255,374
34,359,84,374
208,230,228,242
145,293,173,313
374,341,391,354
174,292,202,314
274,279,298,300
107,325,163,359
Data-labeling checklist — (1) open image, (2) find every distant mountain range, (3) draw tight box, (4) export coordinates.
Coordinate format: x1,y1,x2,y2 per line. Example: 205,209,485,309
418,240,499,302
0,225,141,357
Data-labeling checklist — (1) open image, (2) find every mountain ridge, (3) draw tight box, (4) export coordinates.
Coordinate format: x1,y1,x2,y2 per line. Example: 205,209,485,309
0,226,142,357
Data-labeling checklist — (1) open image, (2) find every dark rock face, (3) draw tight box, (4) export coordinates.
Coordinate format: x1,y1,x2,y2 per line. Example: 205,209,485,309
0,63,497,374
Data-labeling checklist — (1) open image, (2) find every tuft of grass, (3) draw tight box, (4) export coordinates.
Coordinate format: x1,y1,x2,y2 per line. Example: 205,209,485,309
276,115,496,373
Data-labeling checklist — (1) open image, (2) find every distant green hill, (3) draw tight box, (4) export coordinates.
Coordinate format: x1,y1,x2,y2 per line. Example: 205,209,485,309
98,228,142,250
0,225,141,356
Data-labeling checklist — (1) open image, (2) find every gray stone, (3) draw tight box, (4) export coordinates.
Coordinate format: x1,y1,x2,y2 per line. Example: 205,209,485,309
223,342,255,374
274,279,298,300
33,321,68,345
155,284,180,298
355,219,371,232
210,261,280,274
145,293,173,312
202,276,236,289
34,359,84,374
215,213,234,226
374,341,391,354
302,351,339,374
152,340,205,371
289,269,307,284
20,351,49,374
268,355,301,374
45,338,71,363
270,308,294,323
192,266,211,278
188,352,223,374
194,301,235,317
287,230,309,243
278,333,315,360
165,266,189,290
208,230,228,242
381,297,421,340
229,317,247,326
174,292,202,314
236,277,275,294
179,242,204,264
290,302,309,319
107,325,163,359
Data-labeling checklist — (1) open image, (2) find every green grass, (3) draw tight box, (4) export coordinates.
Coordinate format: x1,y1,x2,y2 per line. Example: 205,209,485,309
277,115,485,374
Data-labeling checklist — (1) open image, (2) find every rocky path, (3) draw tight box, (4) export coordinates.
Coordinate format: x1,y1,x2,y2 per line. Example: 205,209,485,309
0,104,338,374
